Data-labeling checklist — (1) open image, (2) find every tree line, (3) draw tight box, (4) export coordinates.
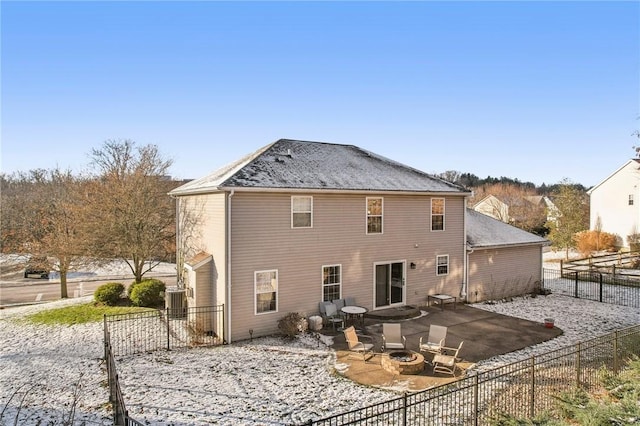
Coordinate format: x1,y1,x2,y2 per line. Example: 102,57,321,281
1,140,183,299
437,170,591,253
436,170,589,194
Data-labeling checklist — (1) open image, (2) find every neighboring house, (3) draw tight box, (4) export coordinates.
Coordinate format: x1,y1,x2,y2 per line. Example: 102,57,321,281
473,194,558,225
466,209,548,303
525,195,559,224
587,159,640,249
169,139,547,342
472,195,509,222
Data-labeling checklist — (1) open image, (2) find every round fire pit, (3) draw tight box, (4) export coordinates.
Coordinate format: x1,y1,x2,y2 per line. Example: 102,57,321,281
381,350,424,375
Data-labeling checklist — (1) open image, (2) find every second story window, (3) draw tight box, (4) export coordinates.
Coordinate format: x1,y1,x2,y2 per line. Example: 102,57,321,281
629,195,634,206
292,196,312,228
367,197,383,234
431,198,445,231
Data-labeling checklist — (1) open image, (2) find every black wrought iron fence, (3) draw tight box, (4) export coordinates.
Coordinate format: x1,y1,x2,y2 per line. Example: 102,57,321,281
104,327,145,426
102,303,638,426
307,324,640,425
543,268,640,308
104,305,225,356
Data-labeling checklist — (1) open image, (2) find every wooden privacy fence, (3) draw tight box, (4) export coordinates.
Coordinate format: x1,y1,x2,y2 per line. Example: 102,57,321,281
307,325,640,425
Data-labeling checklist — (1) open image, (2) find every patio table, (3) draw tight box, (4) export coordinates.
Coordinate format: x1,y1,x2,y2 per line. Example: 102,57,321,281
341,305,367,328
428,294,457,310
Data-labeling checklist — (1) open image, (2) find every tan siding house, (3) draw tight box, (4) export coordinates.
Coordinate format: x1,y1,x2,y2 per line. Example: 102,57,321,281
170,139,546,342
472,195,509,222
466,209,547,302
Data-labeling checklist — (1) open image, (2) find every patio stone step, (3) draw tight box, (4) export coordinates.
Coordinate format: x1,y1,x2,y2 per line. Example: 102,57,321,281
365,305,422,321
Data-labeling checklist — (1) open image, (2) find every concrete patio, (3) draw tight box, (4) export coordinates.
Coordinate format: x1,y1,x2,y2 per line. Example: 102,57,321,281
326,301,563,392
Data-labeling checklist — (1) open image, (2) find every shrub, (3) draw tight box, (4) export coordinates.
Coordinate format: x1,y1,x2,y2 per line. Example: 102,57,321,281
94,282,125,306
129,279,166,308
575,230,617,256
277,312,308,338
127,280,139,298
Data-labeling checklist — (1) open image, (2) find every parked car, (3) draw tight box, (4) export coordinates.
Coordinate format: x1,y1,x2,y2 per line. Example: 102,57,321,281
24,256,51,279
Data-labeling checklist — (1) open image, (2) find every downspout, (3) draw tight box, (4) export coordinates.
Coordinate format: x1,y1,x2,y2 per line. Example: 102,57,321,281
461,195,473,302
465,244,475,303
226,189,235,344
461,205,468,302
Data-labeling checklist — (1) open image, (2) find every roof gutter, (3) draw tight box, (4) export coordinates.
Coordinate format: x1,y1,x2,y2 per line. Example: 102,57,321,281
469,241,550,250
218,187,473,196
172,186,472,198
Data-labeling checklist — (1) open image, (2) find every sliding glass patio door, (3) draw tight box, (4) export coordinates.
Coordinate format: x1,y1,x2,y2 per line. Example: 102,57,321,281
374,261,405,308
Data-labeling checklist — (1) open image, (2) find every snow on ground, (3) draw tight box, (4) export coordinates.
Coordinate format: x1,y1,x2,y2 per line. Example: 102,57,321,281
1,253,638,425
2,294,639,426
0,253,177,282
0,297,112,426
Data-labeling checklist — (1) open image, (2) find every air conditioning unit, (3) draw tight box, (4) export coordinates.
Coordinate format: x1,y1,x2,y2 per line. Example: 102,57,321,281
165,287,186,319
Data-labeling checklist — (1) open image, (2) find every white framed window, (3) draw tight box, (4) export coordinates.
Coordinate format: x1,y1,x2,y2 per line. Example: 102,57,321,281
292,196,312,228
366,197,383,234
431,198,445,231
322,264,341,302
436,255,449,276
255,270,278,314
629,194,634,206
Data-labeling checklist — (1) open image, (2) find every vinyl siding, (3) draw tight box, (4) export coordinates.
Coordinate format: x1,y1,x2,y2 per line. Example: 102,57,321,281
589,161,640,248
183,193,226,307
473,196,509,222
467,245,542,303
228,192,467,341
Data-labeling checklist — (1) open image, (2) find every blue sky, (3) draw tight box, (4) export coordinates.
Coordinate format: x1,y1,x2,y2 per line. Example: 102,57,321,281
2,1,639,188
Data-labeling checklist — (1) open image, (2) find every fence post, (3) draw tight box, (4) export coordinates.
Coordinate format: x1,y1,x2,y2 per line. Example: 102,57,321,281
103,314,108,360
574,271,579,298
403,392,407,426
599,273,603,303
613,331,619,375
166,307,171,351
576,342,581,388
530,356,535,419
222,304,226,344
473,374,479,426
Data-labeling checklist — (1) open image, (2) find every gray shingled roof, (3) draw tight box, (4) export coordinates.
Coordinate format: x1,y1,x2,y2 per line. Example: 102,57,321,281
170,139,470,195
466,208,549,248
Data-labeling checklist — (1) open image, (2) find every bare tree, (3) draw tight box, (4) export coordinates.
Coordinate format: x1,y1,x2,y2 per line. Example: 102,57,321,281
437,170,462,184
1,171,39,253
594,215,603,252
85,140,176,283
1,169,90,298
